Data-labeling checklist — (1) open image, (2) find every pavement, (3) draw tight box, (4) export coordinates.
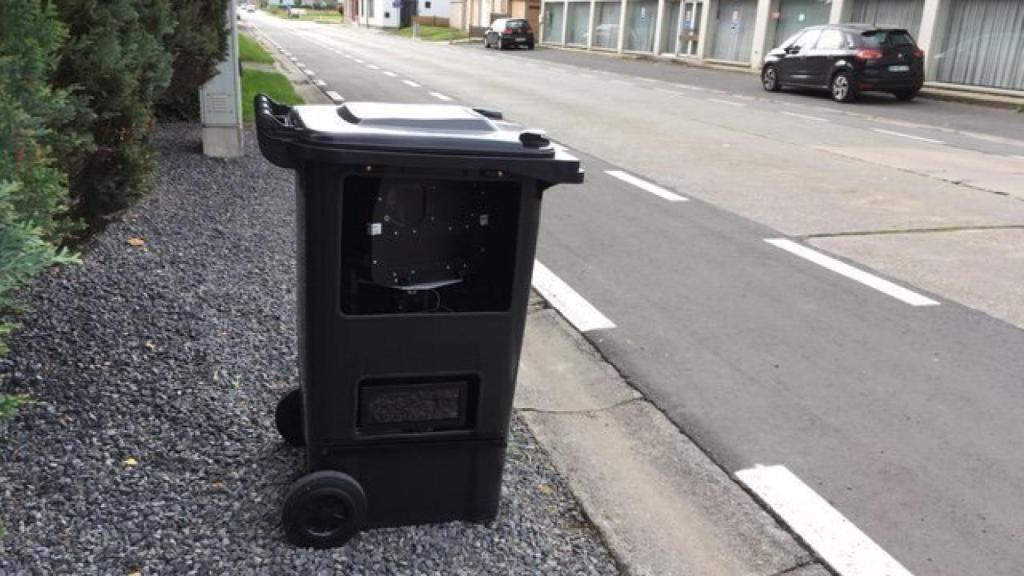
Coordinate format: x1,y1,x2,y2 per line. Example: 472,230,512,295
248,15,1024,575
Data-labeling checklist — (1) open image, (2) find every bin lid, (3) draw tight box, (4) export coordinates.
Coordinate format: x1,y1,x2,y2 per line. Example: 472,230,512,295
289,102,557,158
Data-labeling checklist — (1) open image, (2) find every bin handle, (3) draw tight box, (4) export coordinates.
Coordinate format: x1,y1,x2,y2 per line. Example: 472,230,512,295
254,94,300,169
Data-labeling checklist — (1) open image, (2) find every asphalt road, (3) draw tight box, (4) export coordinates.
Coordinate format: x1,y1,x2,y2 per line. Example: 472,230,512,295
246,14,1024,576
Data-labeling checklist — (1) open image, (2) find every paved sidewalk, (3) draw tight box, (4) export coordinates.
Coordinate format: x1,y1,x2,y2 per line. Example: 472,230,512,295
0,125,618,575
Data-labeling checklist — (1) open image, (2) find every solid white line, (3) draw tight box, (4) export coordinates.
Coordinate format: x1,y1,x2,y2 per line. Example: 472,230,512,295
382,71,398,77
531,261,616,333
782,111,830,122
708,98,746,107
325,90,344,102
605,170,687,202
765,239,939,306
402,79,421,88
872,128,944,145
737,465,915,576
313,79,327,87
366,64,380,70
429,91,453,101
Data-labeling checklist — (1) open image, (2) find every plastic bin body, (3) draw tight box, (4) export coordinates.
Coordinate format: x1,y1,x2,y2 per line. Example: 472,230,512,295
256,96,582,530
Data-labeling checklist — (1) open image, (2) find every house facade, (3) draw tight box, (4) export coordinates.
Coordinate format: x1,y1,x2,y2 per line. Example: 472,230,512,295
537,0,1024,93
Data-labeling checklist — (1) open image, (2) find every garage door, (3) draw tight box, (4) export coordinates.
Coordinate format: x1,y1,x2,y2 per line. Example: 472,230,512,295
849,0,923,37
935,0,1024,91
711,0,757,62
773,0,832,47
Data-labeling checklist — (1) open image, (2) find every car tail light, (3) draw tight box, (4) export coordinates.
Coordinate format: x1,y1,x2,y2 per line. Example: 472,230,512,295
503,28,512,34
913,48,924,58
855,49,883,60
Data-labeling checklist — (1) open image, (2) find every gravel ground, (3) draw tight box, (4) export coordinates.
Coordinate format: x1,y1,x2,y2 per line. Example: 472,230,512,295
0,124,620,575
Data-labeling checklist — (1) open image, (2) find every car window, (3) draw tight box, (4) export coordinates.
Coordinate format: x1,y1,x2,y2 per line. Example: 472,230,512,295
793,29,821,50
491,19,504,29
508,20,529,29
779,32,803,49
861,29,916,48
815,29,844,50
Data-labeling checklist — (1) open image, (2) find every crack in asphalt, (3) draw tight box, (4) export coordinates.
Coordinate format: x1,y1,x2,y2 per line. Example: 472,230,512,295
800,223,1024,239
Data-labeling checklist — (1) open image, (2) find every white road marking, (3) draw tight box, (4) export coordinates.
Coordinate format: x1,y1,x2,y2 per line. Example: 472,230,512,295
366,64,380,70
429,91,453,101
708,98,746,107
531,261,616,333
605,170,687,202
402,79,421,88
737,465,915,576
325,90,344,102
343,53,353,58
1012,155,1024,161
610,79,633,86
290,57,299,63
551,142,570,152
782,111,829,122
313,79,327,87
383,71,398,77
355,58,365,64
657,87,685,96
764,239,939,306
871,128,944,145
303,69,315,76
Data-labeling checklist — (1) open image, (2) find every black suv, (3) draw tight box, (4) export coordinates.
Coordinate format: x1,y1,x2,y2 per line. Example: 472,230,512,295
761,24,925,102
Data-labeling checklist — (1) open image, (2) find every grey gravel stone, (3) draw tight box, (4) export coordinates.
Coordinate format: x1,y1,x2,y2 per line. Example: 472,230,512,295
0,125,620,576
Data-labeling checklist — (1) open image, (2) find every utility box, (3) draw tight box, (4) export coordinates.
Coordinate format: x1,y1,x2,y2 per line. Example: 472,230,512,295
200,1,243,158
255,95,583,548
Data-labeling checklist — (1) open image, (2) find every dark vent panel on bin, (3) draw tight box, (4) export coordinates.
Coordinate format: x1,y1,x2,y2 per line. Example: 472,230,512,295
357,375,476,435
339,175,521,315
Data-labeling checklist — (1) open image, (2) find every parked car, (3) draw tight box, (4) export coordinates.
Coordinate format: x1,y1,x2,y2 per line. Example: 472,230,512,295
484,18,535,50
245,4,256,12
761,24,924,103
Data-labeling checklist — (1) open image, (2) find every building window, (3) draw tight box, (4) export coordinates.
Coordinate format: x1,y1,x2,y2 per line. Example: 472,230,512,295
425,0,431,7
592,1,622,50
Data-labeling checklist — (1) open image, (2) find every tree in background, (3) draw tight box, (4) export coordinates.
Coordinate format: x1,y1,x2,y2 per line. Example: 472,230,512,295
156,0,231,120
52,0,175,227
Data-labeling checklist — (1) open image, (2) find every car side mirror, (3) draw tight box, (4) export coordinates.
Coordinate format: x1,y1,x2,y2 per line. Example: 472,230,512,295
786,45,800,54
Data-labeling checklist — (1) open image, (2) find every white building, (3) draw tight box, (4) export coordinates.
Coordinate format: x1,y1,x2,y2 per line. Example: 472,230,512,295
538,0,1024,94
418,0,451,18
357,0,406,27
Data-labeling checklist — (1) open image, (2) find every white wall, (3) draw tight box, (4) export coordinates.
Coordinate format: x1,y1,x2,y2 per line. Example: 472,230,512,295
419,0,451,17
360,0,403,27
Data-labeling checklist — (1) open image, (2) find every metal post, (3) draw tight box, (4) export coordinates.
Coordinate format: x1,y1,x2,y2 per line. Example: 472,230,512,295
200,2,244,158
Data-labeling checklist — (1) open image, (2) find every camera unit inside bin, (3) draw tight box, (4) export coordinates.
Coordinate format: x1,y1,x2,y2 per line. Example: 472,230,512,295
341,175,521,315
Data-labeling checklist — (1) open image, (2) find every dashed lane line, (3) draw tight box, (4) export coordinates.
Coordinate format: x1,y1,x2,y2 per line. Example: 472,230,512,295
605,170,688,202
764,239,940,307
531,261,616,333
737,465,915,576
872,128,944,145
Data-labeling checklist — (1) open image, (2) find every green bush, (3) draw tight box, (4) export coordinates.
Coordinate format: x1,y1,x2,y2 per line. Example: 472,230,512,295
155,0,231,120
53,0,175,227
0,0,81,473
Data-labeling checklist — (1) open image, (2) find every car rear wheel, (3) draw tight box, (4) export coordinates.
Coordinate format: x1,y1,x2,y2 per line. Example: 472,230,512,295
527,41,535,50
831,71,858,103
483,36,490,48
762,65,781,92
893,89,918,102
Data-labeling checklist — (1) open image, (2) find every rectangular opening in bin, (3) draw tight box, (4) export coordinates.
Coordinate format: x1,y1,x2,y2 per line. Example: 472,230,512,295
339,175,521,315
357,375,477,435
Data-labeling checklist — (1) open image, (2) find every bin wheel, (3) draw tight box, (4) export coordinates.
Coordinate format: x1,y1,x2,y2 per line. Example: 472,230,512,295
275,388,305,446
282,471,367,548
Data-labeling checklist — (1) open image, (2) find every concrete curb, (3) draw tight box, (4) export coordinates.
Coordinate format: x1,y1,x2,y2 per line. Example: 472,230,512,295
515,300,831,576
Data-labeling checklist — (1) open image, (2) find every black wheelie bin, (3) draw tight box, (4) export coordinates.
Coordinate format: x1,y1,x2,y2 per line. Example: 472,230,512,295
254,94,583,548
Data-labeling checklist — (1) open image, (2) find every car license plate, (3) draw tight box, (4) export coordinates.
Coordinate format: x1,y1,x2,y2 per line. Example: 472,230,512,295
889,65,910,72
516,37,526,41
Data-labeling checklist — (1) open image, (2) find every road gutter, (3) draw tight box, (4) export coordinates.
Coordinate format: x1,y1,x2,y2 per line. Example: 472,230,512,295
516,296,829,576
